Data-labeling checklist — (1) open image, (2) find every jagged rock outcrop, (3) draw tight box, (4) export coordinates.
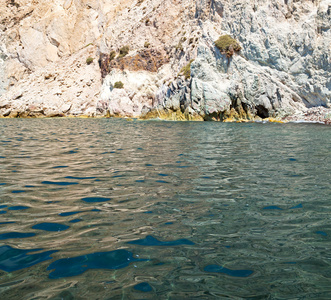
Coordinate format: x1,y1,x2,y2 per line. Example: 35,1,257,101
0,0,330,121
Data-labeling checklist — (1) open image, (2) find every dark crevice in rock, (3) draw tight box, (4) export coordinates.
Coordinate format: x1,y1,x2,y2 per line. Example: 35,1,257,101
98,53,111,79
255,105,270,118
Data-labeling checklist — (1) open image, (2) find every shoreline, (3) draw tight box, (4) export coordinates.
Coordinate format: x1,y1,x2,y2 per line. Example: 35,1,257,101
1,113,330,125
1,102,330,125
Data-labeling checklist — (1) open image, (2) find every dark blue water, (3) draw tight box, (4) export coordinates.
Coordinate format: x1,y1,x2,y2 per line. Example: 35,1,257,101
0,118,330,299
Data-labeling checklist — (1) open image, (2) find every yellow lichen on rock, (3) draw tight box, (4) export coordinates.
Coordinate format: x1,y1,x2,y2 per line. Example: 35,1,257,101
140,109,203,121
264,118,286,123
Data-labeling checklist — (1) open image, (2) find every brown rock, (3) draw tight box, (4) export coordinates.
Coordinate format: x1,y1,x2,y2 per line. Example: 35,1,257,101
109,49,169,73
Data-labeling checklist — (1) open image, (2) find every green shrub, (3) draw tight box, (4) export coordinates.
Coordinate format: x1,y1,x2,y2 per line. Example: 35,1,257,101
118,46,129,58
215,35,241,57
86,57,94,65
180,59,194,80
144,41,150,48
109,50,116,61
114,81,124,89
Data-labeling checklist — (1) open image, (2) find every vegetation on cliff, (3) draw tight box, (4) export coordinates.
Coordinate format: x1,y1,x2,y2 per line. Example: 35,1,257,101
114,81,124,89
118,46,129,58
215,35,241,57
180,59,194,80
109,51,116,61
86,57,94,65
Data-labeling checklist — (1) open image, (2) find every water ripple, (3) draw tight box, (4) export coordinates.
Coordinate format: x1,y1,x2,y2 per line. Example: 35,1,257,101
47,249,148,279
0,119,330,299
0,245,57,272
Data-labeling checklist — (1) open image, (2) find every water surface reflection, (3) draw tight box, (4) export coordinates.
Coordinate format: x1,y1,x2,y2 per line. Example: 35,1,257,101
0,119,330,299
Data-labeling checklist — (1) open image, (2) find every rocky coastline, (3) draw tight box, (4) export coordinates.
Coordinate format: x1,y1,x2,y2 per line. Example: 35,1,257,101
0,0,330,124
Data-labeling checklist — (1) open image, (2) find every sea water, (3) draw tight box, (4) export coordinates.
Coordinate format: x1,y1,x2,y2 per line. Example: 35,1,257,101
0,118,330,299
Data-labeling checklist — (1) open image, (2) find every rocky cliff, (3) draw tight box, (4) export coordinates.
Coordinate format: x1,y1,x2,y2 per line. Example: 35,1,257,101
0,0,330,121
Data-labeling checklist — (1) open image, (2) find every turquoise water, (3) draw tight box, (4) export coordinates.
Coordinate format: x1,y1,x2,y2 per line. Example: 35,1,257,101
0,118,330,299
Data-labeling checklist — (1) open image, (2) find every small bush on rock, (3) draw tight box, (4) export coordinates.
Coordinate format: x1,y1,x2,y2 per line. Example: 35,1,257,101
109,51,116,61
118,46,129,58
215,35,241,57
86,57,94,65
180,59,194,80
114,81,124,89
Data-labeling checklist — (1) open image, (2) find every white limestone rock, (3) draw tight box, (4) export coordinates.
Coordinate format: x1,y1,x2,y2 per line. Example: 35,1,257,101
0,0,329,120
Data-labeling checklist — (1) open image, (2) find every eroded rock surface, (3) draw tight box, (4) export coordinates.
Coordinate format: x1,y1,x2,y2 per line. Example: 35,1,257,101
0,0,330,121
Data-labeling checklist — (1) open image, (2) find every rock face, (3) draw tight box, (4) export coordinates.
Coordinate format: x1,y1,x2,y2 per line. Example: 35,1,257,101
0,0,330,120
0,0,102,117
